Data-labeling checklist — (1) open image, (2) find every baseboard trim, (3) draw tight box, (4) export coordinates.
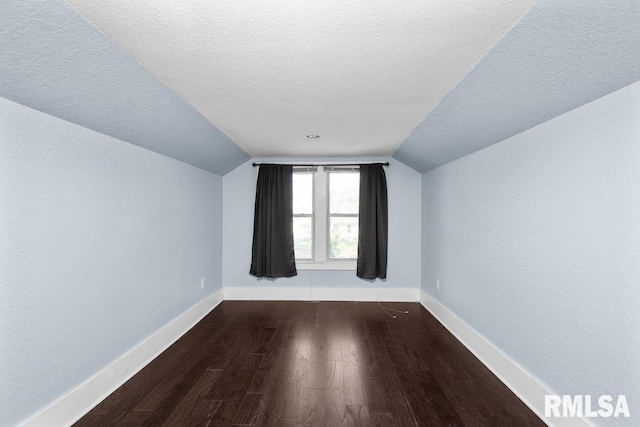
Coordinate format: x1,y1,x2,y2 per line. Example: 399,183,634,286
21,288,224,427
223,286,420,302
420,290,591,427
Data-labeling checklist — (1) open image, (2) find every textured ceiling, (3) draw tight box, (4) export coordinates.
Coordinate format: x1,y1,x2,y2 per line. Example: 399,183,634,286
393,0,640,172
2,1,639,175
0,0,249,175
65,0,533,158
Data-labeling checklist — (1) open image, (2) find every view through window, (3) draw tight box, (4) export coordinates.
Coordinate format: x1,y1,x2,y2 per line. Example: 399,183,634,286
292,172,313,259
329,171,359,259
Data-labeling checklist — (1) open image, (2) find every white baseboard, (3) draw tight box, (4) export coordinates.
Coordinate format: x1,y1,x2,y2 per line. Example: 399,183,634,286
223,286,420,302
420,290,591,427
21,288,224,427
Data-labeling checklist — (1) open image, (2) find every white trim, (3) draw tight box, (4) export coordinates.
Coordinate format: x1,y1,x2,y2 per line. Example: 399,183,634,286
419,290,592,427
21,289,224,427
296,261,356,270
223,286,419,302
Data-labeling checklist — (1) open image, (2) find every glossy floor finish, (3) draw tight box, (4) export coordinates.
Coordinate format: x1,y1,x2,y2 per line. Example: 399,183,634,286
75,301,544,426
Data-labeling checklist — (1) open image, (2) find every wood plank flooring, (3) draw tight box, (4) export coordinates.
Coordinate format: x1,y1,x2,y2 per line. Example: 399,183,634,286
75,301,544,426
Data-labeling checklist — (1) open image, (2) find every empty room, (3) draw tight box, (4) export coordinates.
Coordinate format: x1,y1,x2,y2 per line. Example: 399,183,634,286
1,1,638,426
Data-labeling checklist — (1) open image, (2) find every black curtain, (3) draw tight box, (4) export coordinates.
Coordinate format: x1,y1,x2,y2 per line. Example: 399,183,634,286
250,165,297,278
357,164,388,279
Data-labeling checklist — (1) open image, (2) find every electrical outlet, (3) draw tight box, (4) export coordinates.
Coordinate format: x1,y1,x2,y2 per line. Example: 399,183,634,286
436,278,440,291
200,278,205,289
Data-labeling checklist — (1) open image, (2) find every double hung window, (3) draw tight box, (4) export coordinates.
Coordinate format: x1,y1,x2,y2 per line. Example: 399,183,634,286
292,166,359,269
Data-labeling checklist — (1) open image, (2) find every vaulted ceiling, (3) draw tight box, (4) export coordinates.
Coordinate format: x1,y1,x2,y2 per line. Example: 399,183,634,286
1,1,639,174
63,0,533,159
0,1,249,175
393,0,640,172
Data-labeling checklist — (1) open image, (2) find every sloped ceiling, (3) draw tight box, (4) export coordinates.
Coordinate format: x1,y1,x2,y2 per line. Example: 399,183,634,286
1,1,639,174
0,0,249,175
393,0,640,172
65,0,533,158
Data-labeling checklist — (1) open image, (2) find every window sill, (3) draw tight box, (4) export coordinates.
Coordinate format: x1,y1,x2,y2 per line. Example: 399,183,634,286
296,261,356,271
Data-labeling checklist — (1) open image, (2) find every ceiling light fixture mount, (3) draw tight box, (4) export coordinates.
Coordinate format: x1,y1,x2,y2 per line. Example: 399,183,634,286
305,134,320,139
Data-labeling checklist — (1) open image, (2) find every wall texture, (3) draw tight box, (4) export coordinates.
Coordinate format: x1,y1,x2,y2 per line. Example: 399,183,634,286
421,81,640,425
394,0,640,173
0,0,249,175
0,97,223,426
223,157,421,291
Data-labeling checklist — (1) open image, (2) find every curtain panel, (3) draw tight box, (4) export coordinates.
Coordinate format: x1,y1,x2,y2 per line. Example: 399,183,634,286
249,165,297,278
357,164,388,279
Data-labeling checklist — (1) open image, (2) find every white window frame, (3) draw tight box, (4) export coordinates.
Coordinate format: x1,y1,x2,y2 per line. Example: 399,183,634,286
294,166,358,270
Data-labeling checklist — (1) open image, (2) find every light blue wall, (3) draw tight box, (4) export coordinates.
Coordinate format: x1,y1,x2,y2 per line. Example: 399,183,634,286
223,158,421,289
0,97,223,426
421,81,640,425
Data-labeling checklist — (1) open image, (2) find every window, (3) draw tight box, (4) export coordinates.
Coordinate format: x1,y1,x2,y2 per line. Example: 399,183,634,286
292,171,313,260
292,166,359,269
328,170,359,259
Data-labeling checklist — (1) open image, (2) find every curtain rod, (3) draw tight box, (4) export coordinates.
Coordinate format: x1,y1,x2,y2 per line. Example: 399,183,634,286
252,162,389,167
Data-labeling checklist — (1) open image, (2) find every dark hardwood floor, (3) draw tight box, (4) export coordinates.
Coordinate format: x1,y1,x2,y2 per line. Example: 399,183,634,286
75,301,544,426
